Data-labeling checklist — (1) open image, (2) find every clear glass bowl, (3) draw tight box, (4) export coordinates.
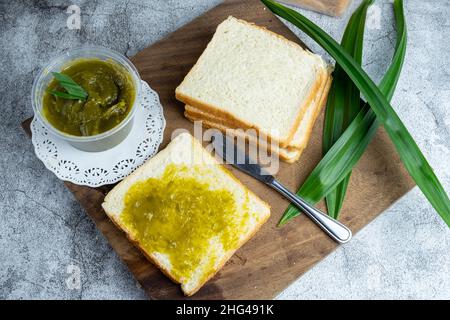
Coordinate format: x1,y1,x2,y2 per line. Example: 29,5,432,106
31,46,141,152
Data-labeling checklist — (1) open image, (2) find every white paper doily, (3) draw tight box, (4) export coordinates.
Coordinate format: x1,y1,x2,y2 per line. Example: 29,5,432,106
31,80,166,187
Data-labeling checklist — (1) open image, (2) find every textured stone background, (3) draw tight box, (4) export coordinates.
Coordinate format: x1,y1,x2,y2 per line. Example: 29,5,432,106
0,0,449,299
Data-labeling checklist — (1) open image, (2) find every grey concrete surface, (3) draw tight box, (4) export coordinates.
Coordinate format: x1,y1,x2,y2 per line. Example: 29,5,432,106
0,0,449,300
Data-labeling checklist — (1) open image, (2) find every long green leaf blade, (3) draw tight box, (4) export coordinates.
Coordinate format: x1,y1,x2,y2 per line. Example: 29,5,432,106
323,0,370,152
324,0,372,218
281,103,376,224
281,0,407,224
261,0,450,227
47,89,86,100
51,72,88,99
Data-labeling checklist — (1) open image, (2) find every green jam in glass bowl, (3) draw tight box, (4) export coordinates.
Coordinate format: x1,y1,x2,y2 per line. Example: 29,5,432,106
42,59,136,137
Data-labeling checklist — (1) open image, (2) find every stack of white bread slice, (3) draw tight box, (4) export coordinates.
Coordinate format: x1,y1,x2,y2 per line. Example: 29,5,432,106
102,133,270,296
176,16,332,163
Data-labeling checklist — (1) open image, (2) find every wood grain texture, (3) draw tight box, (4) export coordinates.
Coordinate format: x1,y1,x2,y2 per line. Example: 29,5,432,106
280,0,352,16
22,0,414,299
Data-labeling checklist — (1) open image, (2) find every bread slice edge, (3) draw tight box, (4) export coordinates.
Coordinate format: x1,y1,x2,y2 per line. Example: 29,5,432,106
183,72,332,163
185,71,331,150
184,112,303,162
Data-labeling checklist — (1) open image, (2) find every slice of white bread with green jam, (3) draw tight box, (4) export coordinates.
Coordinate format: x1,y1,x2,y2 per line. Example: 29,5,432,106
183,71,332,163
102,132,270,296
184,111,303,163
176,16,329,148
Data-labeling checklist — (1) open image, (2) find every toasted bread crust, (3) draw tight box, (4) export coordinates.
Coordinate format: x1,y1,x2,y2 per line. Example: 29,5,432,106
297,72,332,155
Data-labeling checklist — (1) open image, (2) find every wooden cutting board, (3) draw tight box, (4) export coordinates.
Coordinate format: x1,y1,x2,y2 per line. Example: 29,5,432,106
22,0,414,299
280,0,352,16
